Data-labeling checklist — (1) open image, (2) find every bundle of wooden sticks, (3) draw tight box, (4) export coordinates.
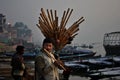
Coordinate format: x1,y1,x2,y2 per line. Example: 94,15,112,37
37,8,84,51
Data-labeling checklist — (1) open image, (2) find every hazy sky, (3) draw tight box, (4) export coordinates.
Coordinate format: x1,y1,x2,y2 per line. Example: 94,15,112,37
0,0,120,56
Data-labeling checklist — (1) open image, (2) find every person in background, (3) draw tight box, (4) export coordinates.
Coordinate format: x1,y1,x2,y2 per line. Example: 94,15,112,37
35,38,65,80
11,45,26,80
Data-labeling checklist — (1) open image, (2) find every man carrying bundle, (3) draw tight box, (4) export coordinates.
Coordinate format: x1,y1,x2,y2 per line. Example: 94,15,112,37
35,38,67,80
35,8,84,80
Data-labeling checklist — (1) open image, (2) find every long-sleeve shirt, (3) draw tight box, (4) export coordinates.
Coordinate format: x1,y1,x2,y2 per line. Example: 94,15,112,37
11,53,25,76
35,50,59,80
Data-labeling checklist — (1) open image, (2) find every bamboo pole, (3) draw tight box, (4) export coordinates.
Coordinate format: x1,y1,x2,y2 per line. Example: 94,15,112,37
47,9,54,28
37,8,85,51
62,9,73,28
60,11,66,29
44,49,66,71
41,8,52,28
61,8,70,29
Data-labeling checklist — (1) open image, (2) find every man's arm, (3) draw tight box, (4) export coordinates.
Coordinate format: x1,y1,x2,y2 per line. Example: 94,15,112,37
35,56,53,75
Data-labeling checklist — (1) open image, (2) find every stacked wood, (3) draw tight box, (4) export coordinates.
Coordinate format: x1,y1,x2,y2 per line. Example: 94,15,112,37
37,8,84,51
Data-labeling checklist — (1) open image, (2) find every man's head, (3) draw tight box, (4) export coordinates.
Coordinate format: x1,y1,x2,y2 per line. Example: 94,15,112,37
16,45,24,54
42,38,53,52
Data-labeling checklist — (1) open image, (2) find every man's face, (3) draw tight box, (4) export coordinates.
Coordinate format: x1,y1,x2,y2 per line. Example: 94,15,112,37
20,48,24,54
43,43,53,52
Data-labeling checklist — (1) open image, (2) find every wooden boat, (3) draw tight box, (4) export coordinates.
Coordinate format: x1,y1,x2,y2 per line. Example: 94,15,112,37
59,46,96,60
4,51,36,60
87,67,120,79
103,31,120,56
64,61,89,73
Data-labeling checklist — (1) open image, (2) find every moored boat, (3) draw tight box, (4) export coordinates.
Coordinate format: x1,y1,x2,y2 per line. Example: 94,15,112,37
103,31,120,56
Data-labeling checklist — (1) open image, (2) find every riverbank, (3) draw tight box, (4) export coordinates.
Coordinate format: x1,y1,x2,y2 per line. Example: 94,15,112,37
1,54,120,80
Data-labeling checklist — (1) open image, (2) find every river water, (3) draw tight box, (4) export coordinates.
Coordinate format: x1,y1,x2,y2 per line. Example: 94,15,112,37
69,75,120,80
69,75,90,80
26,61,119,80
1,55,120,80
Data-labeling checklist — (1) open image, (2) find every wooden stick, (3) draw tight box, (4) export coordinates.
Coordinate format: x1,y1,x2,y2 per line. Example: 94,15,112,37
37,8,85,51
43,49,66,71
41,8,53,30
63,9,73,28
60,11,66,29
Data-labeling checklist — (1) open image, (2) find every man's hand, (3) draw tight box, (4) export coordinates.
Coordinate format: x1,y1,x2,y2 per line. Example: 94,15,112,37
54,60,65,69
